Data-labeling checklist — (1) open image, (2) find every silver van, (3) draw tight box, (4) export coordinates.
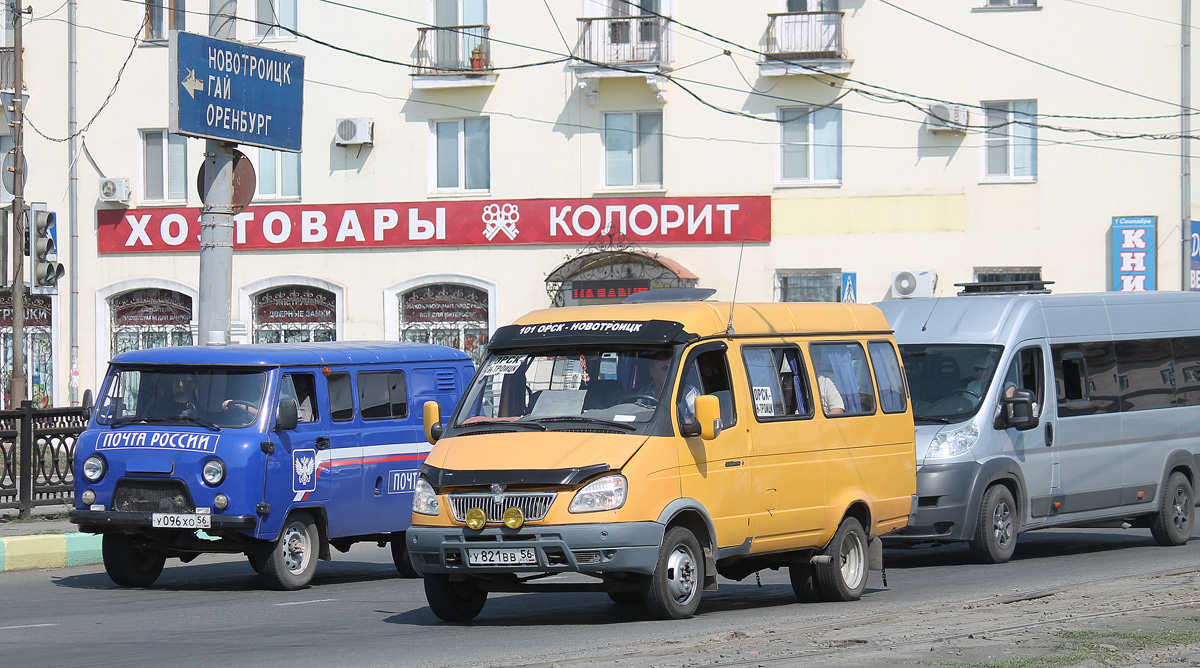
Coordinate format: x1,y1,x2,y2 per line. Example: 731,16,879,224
877,291,1200,563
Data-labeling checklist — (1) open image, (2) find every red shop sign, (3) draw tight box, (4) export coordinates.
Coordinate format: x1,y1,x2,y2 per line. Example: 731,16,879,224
97,195,771,253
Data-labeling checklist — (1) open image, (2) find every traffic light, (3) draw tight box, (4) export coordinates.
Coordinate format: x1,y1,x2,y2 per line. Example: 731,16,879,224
28,205,63,294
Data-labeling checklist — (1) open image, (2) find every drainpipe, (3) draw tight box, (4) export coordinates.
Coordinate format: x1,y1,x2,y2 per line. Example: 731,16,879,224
67,0,78,404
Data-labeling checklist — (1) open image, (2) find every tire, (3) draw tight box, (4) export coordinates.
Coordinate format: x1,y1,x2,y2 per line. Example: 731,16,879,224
607,590,643,605
247,550,265,575
969,485,1017,564
1150,472,1194,546
390,533,420,578
814,517,868,602
424,574,488,622
642,526,704,619
102,533,166,587
789,563,821,603
257,512,319,591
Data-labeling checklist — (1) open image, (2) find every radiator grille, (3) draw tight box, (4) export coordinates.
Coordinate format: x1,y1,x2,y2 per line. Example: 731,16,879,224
448,492,556,523
112,479,195,513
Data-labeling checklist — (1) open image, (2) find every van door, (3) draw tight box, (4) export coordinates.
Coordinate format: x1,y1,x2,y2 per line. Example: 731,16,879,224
1049,341,1123,518
997,344,1056,526
357,368,425,536
320,369,364,538
676,343,751,549
262,370,330,538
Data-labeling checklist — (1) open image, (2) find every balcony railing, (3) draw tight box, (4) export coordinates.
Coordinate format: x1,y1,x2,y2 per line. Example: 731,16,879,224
575,16,669,67
0,48,15,91
415,25,491,74
764,11,844,61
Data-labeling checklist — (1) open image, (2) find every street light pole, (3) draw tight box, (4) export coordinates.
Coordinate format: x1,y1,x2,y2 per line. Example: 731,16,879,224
10,0,26,407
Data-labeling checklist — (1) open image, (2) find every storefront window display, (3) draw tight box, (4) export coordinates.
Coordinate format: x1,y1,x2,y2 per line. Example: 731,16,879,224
253,286,337,343
399,284,488,364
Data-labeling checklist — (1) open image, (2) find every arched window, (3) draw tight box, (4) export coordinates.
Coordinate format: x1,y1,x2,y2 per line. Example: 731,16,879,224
110,288,193,355
253,286,336,343
0,293,53,408
399,284,488,363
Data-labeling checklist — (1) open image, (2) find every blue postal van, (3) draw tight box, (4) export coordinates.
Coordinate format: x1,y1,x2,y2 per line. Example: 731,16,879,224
69,341,473,589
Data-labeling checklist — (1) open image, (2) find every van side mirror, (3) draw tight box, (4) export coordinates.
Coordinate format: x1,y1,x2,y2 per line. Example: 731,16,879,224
423,400,444,445
694,395,722,440
81,389,94,421
275,396,299,432
998,388,1039,431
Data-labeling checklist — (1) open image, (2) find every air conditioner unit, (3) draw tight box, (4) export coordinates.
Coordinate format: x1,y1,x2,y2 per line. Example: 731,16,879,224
335,117,373,145
926,104,969,133
98,177,131,203
892,270,938,299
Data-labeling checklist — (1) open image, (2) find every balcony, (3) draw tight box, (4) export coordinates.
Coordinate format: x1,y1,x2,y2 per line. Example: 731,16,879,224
759,11,852,76
412,25,497,89
572,16,671,105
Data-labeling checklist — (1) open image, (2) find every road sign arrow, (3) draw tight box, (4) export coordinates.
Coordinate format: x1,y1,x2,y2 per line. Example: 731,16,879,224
180,68,204,99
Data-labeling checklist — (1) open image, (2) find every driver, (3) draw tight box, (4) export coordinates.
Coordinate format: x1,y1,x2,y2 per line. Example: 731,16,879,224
967,357,996,396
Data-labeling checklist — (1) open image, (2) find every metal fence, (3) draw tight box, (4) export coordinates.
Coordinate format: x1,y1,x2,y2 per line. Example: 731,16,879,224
0,401,89,518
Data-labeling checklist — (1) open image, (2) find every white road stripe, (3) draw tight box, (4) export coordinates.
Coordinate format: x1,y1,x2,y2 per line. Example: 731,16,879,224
274,598,337,606
0,623,60,631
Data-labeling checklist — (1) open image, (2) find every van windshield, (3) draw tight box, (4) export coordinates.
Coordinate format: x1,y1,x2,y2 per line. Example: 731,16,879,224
96,367,270,429
454,348,674,433
898,344,1004,423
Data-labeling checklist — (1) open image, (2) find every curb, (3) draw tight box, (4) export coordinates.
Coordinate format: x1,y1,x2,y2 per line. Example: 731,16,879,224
0,532,103,572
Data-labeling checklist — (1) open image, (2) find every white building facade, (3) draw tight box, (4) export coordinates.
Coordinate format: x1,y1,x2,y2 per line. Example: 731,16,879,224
7,0,1197,406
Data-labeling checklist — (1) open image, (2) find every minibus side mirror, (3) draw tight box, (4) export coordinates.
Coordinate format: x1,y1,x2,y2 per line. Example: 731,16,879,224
695,395,722,440
275,397,299,432
998,388,1039,432
424,400,444,445
81,389,94,421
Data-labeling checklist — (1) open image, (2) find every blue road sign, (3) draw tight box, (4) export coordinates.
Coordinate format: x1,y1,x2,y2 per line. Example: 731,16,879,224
169,31,304,152
841,272,857,303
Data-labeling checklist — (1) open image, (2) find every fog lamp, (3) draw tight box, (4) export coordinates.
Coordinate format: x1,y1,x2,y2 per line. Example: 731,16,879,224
465,507,486,530
503,507,525,530
80,489,96,505
213,493,229,510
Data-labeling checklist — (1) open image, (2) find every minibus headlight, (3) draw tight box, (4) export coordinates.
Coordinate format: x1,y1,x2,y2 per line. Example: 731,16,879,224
413,477,440,516
569,474,628,513
202,459,226,486
926,423,980,460
82,455,106,482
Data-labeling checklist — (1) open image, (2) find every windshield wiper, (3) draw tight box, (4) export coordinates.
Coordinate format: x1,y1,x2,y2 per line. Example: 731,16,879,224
531,416,637,432
914,416,952,424
109,415,221,431
456,419,547,432
175,415,222,431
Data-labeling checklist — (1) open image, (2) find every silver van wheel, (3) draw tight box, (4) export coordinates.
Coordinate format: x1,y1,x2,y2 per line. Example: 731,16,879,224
257,512,319,590
1151,472,1194,547
643,526,704,619
970,485,1017,564
814,517,868,602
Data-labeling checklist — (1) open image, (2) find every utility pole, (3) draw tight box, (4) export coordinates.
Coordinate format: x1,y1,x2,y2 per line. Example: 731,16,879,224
10,0,26,407
1183,0,1192,291
197,0,238,346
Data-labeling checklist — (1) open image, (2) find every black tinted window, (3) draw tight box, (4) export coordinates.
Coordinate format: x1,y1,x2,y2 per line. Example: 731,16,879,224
1053,342,1119,416
328,372,354,422
1115,339,1174,411
358,370,408,421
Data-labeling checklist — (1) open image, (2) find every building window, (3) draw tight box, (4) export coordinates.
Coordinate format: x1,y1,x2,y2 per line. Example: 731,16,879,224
984,100,1037,180
779,105,841,184
0,294,52,408
145,0,185,41
605,111,662,188
776,269,842,302
399,284,489,364
257,148,301,199
110,288,194,356
434,118,490,191
256,0,297,38
253,286,336,343
142,129,187,201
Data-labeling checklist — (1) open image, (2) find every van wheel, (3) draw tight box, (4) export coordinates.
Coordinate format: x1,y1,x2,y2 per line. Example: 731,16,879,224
1150,472,1194,546
257,512,318,590
390,533,420,578
969,485,1017,564
424,574,487,622
789,563,821,603
643,527,704,619
102,533,165,587
814,517,868,602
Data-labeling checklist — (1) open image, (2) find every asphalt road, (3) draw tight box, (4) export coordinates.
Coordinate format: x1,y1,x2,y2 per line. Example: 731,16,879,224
1,526,1198,668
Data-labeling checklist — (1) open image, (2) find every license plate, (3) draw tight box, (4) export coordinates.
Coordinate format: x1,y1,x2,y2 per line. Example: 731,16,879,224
152,513,211,529
467,547,537,566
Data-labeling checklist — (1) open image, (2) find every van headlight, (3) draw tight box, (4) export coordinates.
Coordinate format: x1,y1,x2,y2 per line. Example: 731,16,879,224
82,455,106,482
413,477,440,516
202,459,226,486
569,474,628,513
926,423,980,460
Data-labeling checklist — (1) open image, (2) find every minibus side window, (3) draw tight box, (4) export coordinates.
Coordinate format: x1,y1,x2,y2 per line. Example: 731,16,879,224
677,350,735,428
1114,339,1174,412
742,346,812,420
868,341,907,414
810,342,877,417
359,370,409,420
281,373,319,422
1171,336,1200,407
1052,342,1119,416
328,372,354,422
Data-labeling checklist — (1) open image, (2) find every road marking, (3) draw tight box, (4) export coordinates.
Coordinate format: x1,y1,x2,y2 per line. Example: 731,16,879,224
274,598,336,606
0,623,60,631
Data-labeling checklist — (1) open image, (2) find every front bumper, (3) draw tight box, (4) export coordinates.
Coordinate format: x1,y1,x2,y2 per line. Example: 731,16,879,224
883,461,982,543
408,521,665,576
69,509,257,533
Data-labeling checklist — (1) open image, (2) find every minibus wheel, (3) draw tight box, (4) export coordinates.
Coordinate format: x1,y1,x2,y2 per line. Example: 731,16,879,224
643,526,704,619
788,563,821,603
1150,472,1194,546
102,533,165,587
390,533,420,578
257,512,318,590
969,485,1017,564
424,574,487,622
814,517,868,602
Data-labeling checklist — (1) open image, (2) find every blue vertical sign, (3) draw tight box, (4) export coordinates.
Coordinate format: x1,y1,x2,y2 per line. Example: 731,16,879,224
841,272,857,303
1191,221,1200,291
1111,216,1156,291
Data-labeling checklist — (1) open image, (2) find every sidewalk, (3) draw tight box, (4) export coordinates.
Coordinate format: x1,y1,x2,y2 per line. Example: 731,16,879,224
0,504,103,572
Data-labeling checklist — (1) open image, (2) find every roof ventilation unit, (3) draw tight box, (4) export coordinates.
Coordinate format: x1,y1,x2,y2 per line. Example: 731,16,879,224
892,270,937,299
